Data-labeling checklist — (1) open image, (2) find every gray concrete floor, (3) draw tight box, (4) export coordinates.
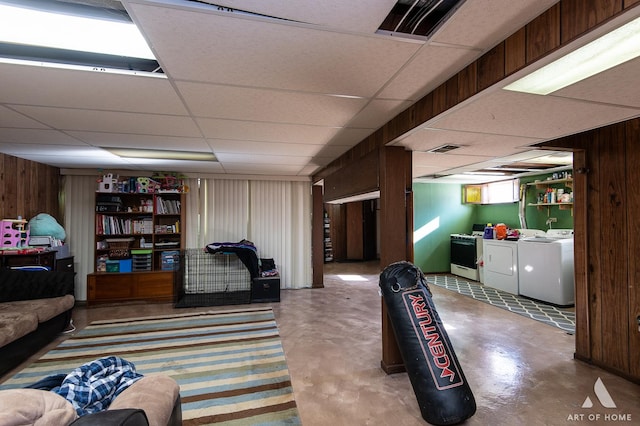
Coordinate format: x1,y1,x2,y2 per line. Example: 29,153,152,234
3,260,639,425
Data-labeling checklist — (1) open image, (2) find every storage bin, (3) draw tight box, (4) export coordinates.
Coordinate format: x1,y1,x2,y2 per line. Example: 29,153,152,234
1,220,29,247
161,250,180,271
131,249,152,271
251,277,280,303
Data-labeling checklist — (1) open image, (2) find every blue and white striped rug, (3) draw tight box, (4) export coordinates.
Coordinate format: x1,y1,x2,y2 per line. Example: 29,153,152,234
426,274,576,334
0,307,301,425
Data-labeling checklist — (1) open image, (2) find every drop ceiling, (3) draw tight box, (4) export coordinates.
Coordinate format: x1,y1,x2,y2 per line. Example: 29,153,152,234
0,0,639,182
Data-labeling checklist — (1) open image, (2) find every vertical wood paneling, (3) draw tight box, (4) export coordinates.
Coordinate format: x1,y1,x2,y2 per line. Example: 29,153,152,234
4,155,18,217
597,125,629,371
573,149,590,359
346,202,364,260
457,62,477,103
380,146,412,374
0,153,60,222
505,28,526,75
327,203,346,261
477,42,505,91
561,0,623,42
625,0,640,7
526,4,561,63
431,84,449,117
312,185,324,287
626,120,640,377
587,130,604,363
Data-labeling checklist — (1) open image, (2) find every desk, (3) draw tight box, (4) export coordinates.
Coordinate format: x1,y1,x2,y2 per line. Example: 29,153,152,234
1,250,55,270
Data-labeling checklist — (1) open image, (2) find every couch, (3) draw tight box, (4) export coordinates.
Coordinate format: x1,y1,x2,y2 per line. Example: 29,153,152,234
0,375,182,426
0,268,75,378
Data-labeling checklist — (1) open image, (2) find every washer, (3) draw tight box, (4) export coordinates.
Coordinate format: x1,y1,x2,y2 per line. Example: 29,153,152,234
483,239,519,295
517,229,574,306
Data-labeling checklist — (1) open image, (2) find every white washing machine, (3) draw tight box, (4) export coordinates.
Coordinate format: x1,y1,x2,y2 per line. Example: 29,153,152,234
483,239,519,295
517,229,574,306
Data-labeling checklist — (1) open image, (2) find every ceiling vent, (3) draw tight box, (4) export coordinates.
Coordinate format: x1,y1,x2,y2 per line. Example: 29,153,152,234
427,144,461,154
377,0,466,39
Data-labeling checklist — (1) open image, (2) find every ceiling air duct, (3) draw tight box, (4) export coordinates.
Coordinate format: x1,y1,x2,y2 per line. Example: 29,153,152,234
377,0,466,39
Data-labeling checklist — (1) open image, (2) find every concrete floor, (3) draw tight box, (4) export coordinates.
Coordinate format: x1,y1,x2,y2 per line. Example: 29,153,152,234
3,260,640,425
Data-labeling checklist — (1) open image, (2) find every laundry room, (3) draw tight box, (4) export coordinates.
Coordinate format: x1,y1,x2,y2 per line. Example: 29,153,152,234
412,167,575,330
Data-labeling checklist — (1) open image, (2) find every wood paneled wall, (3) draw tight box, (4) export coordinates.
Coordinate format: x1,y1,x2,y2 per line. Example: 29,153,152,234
0,153,61,223
312,0,640,183
545,118,640,383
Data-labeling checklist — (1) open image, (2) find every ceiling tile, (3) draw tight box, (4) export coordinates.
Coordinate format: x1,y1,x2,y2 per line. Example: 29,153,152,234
221,163,304,175
0,106,49,128
0,128,85,145
379,44,480,100
347,99,413,129
208,139,323,157
398,127,540,153
130,2,421,97
432,0,560,49
552,57,640,108
68,131,211,151
11,106,203,137
197,118,340,144
429,90,640,139
176,81,368,126
208,0,396,33
0,63,187,115
215,152,312,166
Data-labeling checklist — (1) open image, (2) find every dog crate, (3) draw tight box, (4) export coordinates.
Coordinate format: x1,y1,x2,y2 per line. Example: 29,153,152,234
174,249,251,307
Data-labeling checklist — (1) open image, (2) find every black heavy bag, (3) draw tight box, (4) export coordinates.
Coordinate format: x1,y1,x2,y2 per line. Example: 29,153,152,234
379,261,476,425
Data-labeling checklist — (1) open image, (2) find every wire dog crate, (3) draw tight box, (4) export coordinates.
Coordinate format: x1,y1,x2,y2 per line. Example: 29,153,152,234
174,249,251,307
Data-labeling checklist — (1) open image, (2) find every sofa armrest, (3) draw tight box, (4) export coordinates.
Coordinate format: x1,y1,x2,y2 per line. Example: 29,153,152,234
108,375,181,426
0,269,74,302
69,409,149,426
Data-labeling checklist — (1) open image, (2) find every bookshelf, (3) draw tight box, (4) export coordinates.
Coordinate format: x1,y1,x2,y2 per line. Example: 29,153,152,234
88,188,186,305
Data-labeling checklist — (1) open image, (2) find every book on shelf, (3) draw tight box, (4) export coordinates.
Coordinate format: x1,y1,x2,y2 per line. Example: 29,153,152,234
155,197,181,214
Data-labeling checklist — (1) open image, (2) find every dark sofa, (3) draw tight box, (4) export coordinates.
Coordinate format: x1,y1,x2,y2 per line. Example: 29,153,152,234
0,269,75,378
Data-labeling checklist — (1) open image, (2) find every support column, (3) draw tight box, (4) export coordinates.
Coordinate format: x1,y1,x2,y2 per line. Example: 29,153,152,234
312,184,325,288
379,146,413,374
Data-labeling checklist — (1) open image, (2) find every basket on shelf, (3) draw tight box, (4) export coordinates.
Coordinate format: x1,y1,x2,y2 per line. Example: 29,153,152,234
105,238,134,249
105,238,134,260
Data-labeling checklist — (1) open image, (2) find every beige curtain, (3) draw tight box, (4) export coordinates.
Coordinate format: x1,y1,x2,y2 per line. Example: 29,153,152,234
62,175,98,301
248,180,312,289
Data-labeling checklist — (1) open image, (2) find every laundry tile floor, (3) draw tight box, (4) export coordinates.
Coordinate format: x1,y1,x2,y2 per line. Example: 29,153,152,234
3,260,639,425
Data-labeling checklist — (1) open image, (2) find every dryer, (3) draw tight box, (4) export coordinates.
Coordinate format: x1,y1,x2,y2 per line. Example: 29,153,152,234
483,239,519,295
517,229,574,306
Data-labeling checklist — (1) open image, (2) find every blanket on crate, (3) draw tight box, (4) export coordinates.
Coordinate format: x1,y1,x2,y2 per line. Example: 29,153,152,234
205,239,259,278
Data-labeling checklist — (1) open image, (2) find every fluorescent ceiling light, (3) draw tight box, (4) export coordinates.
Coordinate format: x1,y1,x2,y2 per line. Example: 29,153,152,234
105,148,217,162
463,171,506,176
0,4,155,59
0,56,165,77
504,15,640,95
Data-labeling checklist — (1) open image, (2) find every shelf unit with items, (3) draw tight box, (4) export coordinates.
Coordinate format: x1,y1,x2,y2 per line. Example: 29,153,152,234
526,176,574,215
89,175,187,305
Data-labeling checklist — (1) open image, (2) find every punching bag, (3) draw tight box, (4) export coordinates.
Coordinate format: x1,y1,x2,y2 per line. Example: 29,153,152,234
379,261,476,425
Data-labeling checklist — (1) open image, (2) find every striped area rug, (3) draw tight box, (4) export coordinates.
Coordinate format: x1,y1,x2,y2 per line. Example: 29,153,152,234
0,307,301,425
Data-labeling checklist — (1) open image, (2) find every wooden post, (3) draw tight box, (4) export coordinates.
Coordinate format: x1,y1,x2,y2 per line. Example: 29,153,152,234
379,146,413,374
312,184,325,288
